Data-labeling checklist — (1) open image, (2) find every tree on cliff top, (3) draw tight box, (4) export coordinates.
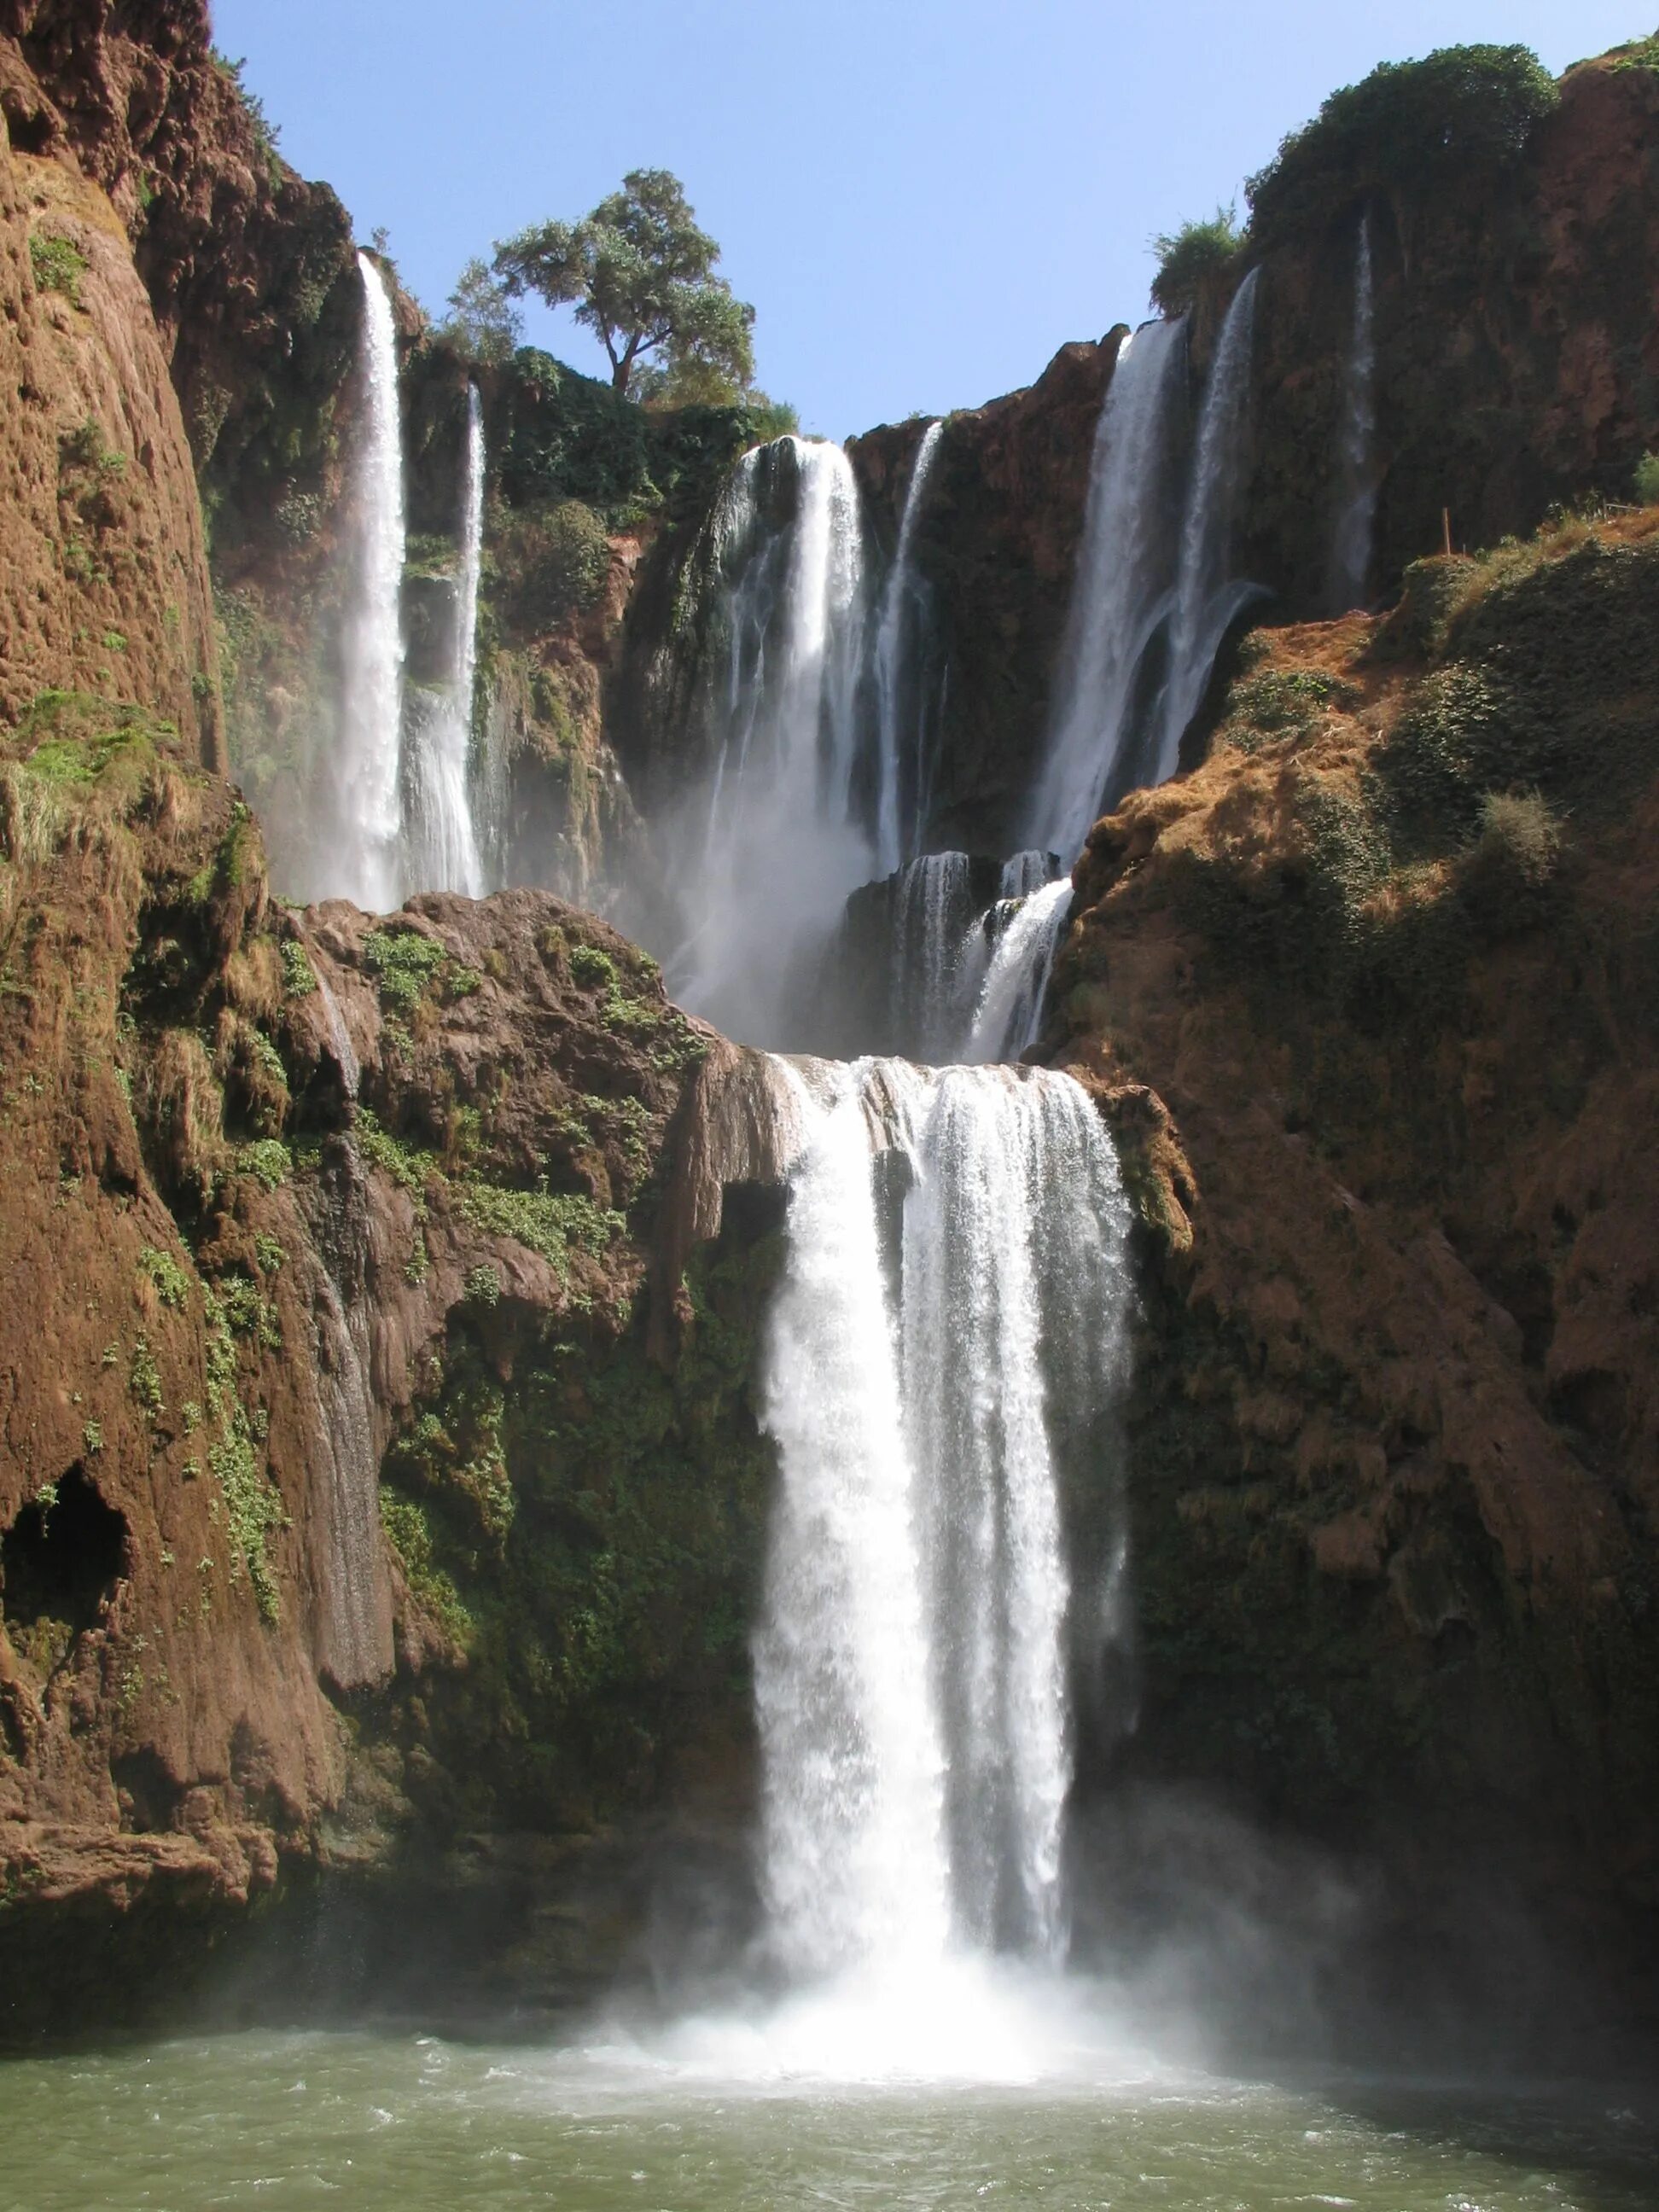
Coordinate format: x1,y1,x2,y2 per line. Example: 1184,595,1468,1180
493,170,755,402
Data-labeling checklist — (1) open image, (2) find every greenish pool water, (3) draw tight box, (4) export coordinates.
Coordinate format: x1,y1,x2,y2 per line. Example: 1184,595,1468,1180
3,1994,1656,2212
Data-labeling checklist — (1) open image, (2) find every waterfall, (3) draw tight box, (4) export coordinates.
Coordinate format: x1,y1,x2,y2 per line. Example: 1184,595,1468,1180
1024,318,1187,864
333,252,407,913
1152,267,1266,787
755,1056,1132,1982
890,851,976,1061
665,436,871,1045
402,384,486,897
872,419,945,875
962,877,1073,1065
1328,214,1377,611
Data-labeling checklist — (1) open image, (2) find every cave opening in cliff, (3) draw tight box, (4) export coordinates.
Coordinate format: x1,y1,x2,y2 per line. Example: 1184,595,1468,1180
0,1465,130,1658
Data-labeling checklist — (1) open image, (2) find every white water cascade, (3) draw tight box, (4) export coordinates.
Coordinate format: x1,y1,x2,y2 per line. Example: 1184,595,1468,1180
872,419,946,875
667,436,870,1044
1024,317,1187,863
889,850,976,1059
1153,266,1266,786
963,876,1074,1064
1329,213,1377,611
331,252,408,911
402,384,486,897
755,1056,1132,1984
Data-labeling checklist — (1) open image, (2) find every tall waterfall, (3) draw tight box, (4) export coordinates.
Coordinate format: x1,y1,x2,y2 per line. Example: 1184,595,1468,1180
1024,318,1187,863
1329,214,1377,611
872,419,946,876
1153,267,1265,786
402,384,486,897
755,1057,1132,1982
664,436,870,1045
332,252,407,912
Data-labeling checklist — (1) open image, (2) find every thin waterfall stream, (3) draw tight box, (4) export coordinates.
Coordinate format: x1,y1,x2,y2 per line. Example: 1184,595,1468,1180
330,252,407,911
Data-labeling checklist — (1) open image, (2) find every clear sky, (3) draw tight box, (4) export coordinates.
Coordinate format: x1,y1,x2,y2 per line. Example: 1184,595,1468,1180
213,0,1645,440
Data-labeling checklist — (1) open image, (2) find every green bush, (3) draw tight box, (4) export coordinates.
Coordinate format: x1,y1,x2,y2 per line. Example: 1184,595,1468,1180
30,232,87,306
364,924,446,1014
1247,45,1560,242
280,939,317,997
1462,788,1564,923
498,498,612,634
1633,451,1659,505
1150,207,1244,317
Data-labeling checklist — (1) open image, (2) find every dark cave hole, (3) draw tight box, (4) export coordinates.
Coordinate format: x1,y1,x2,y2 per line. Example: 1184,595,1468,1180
1,1465,130,1658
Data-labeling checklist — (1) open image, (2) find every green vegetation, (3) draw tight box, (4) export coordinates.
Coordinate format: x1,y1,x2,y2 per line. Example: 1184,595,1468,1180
363,925,447,1015
376,1223,782,1826
496,498,612,632
129,1337,163,1421
29,231,87,306
354,1110,438,1208
495,169,754,402
137,1245,191,1310
279,940,317,998
1634,451,1659,504
235,1138,292,1191
463,1264,503,1307
453,1180,623,1279
440,257,522,365
1247,44,1559,243
1218,667,1356,752
1150,206,1244,317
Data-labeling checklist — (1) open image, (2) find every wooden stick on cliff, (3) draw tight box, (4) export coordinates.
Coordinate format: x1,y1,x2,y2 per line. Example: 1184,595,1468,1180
1442,507,1453,558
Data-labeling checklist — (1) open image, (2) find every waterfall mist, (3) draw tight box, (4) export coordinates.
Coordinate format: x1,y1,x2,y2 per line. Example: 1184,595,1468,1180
641,436,873,1045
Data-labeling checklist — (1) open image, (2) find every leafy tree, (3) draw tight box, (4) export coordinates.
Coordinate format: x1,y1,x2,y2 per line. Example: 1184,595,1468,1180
1247,44,1559,244
1150,205,1244,317
442,257,523,365
493,169,755,401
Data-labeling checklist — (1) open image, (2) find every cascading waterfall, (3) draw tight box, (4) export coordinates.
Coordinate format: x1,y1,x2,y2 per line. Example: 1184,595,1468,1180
890,851,976,1060
1024,317,1187,863
755,1056,1132,1983
331,251,407,913
872,419,946,875
1152,266,1266,787
962,876,1073,1065
402,384,486,896
666,436,870,1045
1328,213,1377,611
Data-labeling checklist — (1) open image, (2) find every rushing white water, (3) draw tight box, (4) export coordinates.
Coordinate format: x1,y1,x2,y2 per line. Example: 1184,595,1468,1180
402,385,486,896
666,438,870,1044
756,1056,1132,1988
1154,268,1266,787
1025,319,1187,862
754,1058,952,1982
963,877,1073,1064
332,253,407,912
872,419,946,875
888,850,976,1059
1329,213,1377,611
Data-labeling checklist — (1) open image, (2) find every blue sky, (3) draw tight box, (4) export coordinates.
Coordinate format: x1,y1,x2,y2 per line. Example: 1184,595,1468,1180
215,0,1645,439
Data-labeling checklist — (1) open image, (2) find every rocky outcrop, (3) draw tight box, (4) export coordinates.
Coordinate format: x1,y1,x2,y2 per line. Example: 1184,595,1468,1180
0,112,218,759
0,710,783,2037
1235,48,1659,612
1046,509,1659,2018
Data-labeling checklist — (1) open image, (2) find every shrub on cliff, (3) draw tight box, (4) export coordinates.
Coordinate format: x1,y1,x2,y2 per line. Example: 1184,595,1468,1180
1150,207,1244,317
1246,44,1560,243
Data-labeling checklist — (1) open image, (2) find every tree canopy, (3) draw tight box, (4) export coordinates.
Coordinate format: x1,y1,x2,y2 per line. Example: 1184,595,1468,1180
493,169,755,401
441,257,523,365
1246,44,1559,243
1149,206,1244,317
